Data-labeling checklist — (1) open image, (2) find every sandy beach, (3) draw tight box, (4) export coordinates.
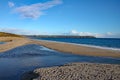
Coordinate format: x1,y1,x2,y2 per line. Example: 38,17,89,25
0,37,120,80
0,37,31,52
32,62,120,80
0,37,120,58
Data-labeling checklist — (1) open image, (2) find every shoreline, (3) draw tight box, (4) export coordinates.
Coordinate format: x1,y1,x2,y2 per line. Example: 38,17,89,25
32,39,120,51
0,37,120,58
31,39,120,58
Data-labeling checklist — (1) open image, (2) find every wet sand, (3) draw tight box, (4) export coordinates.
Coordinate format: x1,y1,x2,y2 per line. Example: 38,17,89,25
33,62,120,80
0,37,120,58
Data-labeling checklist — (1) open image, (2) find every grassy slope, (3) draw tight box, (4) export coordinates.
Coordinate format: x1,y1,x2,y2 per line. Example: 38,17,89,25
0,32,23,37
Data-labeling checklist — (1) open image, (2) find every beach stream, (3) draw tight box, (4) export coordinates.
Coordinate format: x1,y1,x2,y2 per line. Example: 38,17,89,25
0,42,5,44
0,44,120,80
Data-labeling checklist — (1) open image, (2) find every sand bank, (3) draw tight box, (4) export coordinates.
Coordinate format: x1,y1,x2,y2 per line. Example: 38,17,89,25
30,40,120,58
0,37,31,52
33,62,120,80
0,37,120,58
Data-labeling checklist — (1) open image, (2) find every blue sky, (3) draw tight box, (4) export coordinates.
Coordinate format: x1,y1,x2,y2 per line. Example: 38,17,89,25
0,0,120,38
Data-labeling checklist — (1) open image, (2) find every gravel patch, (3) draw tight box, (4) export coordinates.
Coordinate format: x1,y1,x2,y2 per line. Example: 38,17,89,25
34,63,120,80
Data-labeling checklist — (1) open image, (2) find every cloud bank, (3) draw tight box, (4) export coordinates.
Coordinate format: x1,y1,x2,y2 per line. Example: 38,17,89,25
0,28,120,38
67,30,120,38
10,0,62,19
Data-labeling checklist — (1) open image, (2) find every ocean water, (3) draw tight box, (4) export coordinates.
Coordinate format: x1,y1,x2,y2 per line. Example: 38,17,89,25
0,44,120,80
33,38,120,49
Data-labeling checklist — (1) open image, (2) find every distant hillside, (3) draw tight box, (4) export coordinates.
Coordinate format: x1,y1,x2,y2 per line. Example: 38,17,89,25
0,32,22,37
26,35,96,38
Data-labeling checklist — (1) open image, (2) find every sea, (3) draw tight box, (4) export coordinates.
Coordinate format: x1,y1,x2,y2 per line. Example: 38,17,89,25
32,37,120,50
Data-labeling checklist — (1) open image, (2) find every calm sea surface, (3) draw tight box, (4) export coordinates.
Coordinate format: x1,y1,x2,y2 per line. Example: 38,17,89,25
33,37,120,49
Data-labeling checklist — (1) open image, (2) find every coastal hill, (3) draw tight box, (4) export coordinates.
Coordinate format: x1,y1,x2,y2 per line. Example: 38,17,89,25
0,32,96,38
26,35,96,38
0,32,22,37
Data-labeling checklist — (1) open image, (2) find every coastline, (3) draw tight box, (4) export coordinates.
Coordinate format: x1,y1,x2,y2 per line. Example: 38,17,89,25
0,37,120,58
32,39,120,51
30,39,120,58
0,37,120,80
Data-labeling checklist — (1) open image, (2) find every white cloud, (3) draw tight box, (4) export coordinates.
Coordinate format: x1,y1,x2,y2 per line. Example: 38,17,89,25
103,32,120,38
12,0,62,19
67,30,120,38
8,2,14,7
69,30,96,36
71,30,78,34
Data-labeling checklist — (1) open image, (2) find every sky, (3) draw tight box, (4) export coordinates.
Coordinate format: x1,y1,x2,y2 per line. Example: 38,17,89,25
0,0,120,38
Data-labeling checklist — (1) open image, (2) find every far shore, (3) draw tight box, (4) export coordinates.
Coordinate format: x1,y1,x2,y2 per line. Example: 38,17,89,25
0,37,120,58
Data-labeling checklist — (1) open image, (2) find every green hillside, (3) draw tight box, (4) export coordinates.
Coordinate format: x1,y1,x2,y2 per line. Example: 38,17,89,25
0,32,22,37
